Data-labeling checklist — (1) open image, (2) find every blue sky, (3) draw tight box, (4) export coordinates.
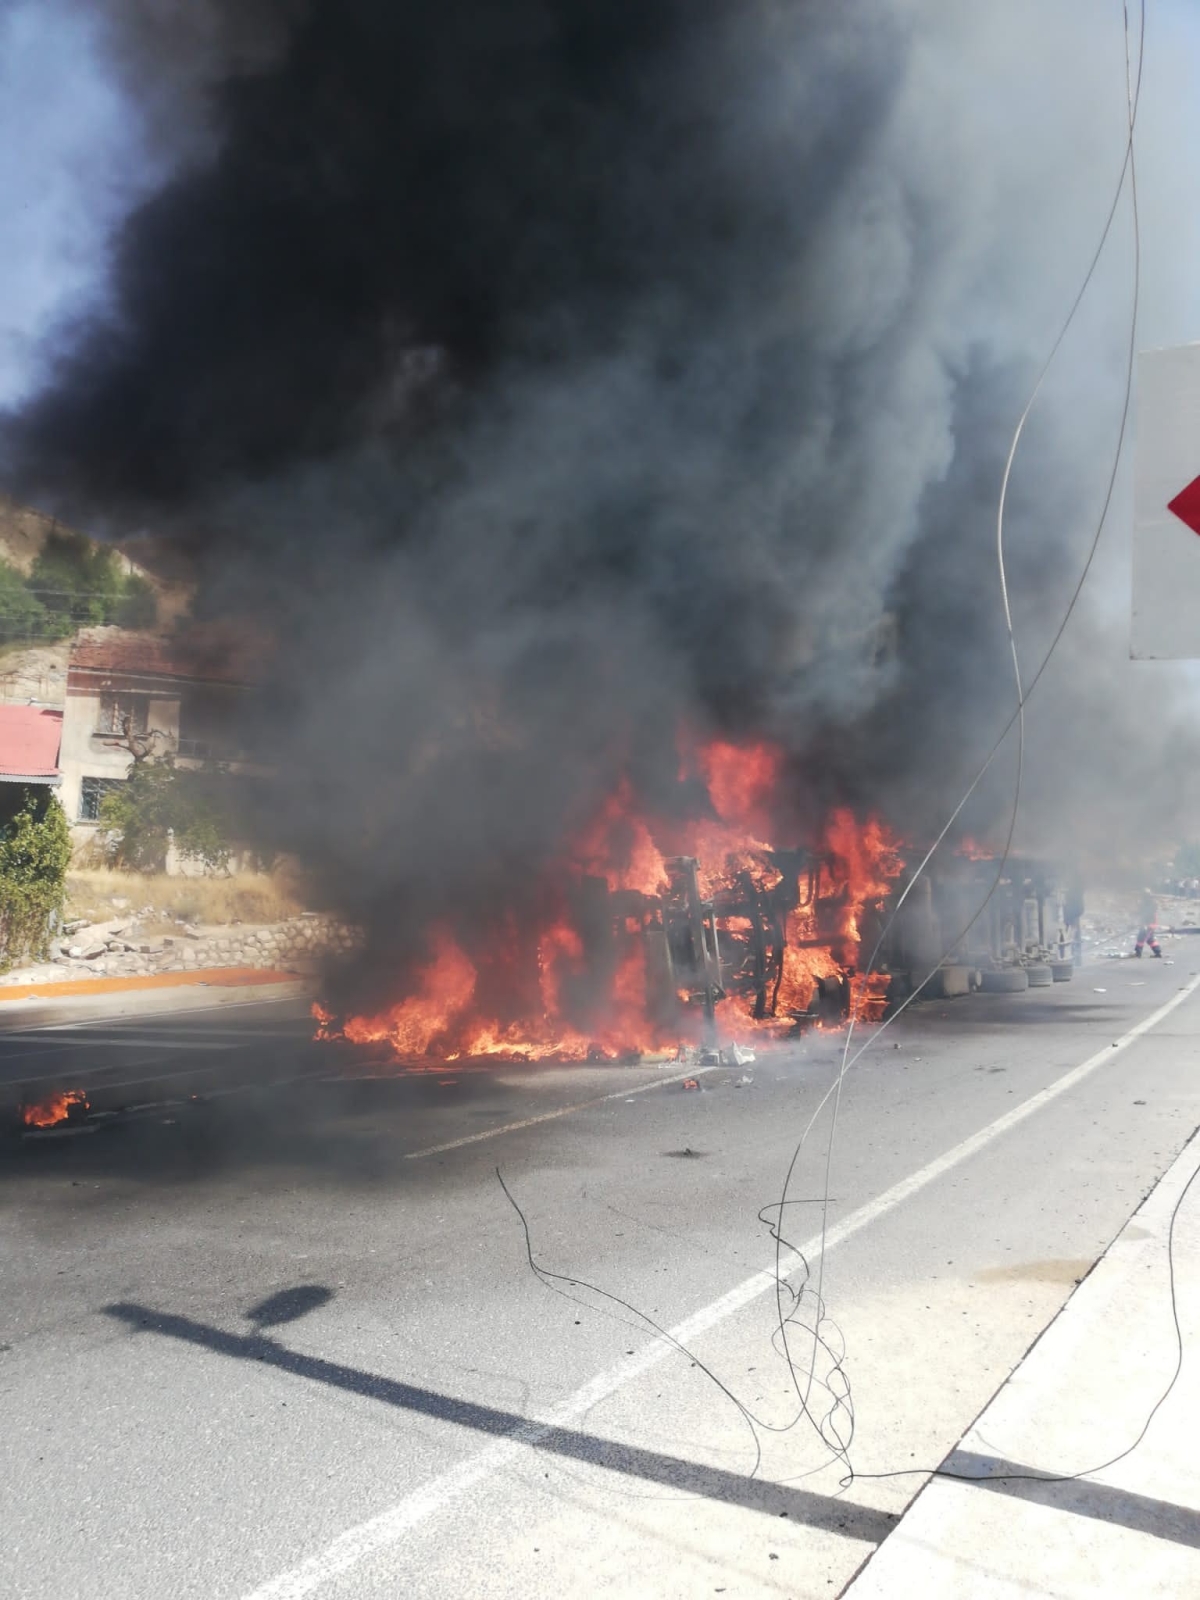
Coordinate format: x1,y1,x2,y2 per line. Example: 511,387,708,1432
0,0,158,408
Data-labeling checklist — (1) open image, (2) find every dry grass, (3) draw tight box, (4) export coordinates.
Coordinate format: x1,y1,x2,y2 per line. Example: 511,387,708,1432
65,866,308,928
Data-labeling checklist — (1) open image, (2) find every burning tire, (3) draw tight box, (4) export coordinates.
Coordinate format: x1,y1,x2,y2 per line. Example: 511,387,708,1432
1025,963,1053,987
981,967,1028,994
1050,960,1074,983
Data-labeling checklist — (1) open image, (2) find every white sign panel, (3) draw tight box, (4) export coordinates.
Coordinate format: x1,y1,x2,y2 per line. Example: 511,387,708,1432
1132,341,1200,658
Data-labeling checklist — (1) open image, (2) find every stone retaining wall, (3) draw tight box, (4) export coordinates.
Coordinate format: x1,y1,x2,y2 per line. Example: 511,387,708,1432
53,913,361,979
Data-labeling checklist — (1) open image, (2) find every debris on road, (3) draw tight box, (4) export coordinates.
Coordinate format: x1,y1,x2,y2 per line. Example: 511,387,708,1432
19,1088,89,1129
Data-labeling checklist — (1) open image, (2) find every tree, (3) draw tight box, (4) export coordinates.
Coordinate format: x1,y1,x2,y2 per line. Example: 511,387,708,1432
0,560,51,644
0,786,72,970
98,756,234,873
114,572,157,629
28,530,156,632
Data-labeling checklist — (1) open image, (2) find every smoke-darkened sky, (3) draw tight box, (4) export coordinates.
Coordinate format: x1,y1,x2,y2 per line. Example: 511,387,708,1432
3,0,1200,968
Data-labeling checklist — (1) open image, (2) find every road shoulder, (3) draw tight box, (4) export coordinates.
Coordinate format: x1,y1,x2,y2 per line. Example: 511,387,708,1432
843,1126,1200,1598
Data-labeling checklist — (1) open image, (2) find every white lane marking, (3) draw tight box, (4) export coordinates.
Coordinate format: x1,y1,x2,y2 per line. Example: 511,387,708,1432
239,973,1200,1600
403,1066,718,1159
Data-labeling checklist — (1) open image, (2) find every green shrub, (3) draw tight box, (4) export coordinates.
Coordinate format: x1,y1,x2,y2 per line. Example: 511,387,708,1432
0,786,72,969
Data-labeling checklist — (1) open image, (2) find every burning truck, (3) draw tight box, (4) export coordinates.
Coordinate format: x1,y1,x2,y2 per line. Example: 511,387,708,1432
876,853,1081,998
314,732,1083,1066
313,736,950,1064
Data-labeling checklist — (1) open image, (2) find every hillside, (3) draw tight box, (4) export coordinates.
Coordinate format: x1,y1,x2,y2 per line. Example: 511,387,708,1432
0,496,192,623
0,495,59,575
0,498,194,705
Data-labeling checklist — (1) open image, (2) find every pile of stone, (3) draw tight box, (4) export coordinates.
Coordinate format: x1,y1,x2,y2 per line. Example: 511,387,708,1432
46,912,361,979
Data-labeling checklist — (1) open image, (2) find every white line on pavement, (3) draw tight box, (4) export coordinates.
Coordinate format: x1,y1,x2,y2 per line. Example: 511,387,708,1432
239,973,1200,1600
403,1065,719,1159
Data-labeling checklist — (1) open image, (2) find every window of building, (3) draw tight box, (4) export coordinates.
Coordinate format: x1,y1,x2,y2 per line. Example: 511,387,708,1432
79,775,125,822
97,693,148,737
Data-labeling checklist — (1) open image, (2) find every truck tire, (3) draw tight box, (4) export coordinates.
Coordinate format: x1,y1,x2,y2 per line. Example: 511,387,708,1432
938,964,973,997
981,967,1028,994
1026,963,1053,987
1050,960,1074,983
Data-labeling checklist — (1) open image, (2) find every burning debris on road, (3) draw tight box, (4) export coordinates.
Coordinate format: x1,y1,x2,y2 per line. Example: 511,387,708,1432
20,1089,90,1130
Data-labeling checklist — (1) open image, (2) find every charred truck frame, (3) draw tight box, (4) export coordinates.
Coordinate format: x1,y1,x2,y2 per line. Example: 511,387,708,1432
587,848,1080,1043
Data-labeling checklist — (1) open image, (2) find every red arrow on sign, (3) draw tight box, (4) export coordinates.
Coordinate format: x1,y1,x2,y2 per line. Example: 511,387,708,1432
1168,474,1200,536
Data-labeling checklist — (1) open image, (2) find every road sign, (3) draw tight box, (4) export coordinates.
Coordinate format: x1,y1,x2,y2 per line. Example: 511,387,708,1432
1167,473,1200,537
1132,342,1200,658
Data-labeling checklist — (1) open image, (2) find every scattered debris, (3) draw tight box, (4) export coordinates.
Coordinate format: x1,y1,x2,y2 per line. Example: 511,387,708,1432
682,1078,700,1091
735,1074,754,1086
720,1042,756,1067
1093,987,1107,993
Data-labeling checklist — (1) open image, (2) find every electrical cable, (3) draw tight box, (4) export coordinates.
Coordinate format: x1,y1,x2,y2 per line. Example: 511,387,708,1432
502,0,1159,1498
853,1129,1199,1488
495,1165,768,1475
773,0,1145,1474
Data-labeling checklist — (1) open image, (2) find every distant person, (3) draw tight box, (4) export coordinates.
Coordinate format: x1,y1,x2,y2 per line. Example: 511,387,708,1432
1135,922,1162,958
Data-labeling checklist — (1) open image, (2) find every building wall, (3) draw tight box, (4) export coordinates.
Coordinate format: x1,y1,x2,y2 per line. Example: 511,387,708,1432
60,678,181,828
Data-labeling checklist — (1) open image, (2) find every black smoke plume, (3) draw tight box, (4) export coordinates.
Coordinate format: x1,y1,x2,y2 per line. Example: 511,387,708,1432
3,0,1197,1004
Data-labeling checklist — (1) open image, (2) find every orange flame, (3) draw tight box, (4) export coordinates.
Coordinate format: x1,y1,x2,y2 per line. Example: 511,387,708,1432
21,1089,89,1129
958,835,994,861
697,738,781,836
575,778,668,896
318,928,477,1058
316,734,905,1060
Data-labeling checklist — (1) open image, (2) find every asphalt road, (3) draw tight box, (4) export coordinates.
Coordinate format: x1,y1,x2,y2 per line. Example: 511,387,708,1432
3,952,1200,1600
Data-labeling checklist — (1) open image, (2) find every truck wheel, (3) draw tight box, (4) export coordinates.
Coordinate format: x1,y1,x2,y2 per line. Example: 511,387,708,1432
1050,960,1074,983
938,964,973,997
981,967,1028,994
1026,963,1053,987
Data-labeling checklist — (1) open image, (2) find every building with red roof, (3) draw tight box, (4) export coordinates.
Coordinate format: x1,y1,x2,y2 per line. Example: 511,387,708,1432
0,705,63,788
61,626,269,831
